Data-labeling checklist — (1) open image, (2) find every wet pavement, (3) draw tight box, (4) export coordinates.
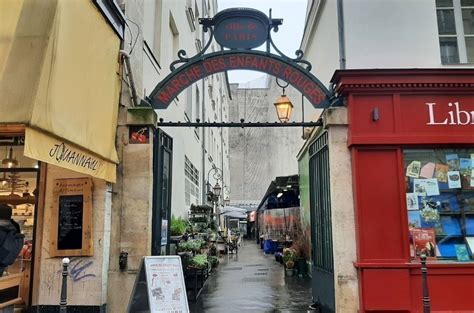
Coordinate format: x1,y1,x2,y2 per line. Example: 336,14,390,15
189,240,313,313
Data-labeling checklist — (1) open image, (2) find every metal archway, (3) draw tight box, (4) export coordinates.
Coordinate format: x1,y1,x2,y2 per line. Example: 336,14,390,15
143,8,338,113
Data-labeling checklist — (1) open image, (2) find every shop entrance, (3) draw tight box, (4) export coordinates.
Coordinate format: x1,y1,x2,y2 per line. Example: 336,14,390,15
0,138,40,309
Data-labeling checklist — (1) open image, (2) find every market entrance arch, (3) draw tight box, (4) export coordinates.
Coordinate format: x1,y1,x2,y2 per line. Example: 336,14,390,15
145,7,337,313
143,8,336,111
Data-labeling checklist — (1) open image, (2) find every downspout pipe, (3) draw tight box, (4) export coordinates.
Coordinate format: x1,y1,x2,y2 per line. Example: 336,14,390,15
120,50,139,107
336,0,346,69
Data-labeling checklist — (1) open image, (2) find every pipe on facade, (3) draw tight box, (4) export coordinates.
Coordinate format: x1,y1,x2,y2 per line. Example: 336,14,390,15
336,0,346,69
201,1,207,205
119,50,139,107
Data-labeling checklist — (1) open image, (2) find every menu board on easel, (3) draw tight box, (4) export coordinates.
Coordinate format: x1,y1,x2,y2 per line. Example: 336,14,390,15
128,256,189,313
50,178,93,257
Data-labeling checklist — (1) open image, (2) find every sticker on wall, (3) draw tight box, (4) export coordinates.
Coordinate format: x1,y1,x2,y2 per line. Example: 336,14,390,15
406,161,421,178
448,171,462,189
435,164,449,183
406,193,419,211
446,154,460,171
420,162,435,178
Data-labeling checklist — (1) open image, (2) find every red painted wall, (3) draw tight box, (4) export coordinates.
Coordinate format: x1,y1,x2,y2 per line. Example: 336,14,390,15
332,69,474,312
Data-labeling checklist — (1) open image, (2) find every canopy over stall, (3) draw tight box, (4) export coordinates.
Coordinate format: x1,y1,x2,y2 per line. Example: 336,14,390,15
0,0,121,182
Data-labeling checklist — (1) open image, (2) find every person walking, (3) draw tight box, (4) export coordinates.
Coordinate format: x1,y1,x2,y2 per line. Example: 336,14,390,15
0,204,24,277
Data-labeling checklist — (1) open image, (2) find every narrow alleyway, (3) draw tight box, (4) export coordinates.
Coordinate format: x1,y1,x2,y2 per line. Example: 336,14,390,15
189,240,312,313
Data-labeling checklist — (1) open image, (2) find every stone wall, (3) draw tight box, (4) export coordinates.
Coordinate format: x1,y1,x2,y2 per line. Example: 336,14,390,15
229,78,321,204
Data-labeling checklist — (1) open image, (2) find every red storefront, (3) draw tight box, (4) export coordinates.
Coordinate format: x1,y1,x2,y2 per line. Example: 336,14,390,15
333,69,474,312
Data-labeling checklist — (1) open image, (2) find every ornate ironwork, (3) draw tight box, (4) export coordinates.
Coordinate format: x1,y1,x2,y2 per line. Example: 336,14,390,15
146,7,338,110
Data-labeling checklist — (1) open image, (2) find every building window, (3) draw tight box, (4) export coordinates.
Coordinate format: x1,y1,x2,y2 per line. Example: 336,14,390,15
436,0,474,63
185,156,200,206
405,148,474,261
185,0,196,32
169,12,179,59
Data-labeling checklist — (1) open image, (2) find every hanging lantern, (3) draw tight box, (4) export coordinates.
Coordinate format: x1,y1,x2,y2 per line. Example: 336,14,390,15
274,94,293,123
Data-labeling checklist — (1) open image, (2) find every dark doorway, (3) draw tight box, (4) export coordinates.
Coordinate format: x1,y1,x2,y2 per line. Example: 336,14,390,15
152,128,173,255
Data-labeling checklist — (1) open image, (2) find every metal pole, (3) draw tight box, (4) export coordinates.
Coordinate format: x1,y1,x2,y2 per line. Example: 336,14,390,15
420,254,431,313
60,258,70,313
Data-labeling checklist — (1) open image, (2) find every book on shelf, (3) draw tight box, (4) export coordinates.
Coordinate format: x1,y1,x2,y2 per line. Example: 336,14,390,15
437,241,457,258
440,216,462,236
455,244,471,261
466,217,474,236
408,211,421,229
411,228,437,259
465,237,474,256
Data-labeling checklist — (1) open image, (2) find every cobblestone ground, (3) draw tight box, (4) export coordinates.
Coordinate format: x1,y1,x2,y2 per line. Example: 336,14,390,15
189,240,313,313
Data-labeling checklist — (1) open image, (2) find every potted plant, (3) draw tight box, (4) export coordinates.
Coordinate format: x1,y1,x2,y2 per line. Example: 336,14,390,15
283,248,297,276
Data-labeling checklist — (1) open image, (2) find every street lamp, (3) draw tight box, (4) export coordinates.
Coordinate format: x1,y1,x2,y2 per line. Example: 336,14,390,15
274,95,293,123
213,182,221,197
274,78,293,123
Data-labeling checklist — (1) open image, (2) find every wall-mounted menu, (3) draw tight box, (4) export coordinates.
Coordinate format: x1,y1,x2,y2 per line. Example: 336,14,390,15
50,178,93,257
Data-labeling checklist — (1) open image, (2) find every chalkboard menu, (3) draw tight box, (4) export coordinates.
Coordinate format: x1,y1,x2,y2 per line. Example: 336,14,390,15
50,178,93,257
58,195,84,250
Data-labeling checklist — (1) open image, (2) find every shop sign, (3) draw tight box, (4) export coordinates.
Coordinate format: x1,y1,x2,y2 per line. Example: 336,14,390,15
427,102,474,125
129,126,150,144
213,9,268,49
152,52,329,109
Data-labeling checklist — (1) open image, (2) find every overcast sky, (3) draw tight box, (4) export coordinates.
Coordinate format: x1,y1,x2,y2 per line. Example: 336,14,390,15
217,0,307,84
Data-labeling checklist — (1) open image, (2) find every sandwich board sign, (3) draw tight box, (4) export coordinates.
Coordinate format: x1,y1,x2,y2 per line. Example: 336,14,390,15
128,256,189,313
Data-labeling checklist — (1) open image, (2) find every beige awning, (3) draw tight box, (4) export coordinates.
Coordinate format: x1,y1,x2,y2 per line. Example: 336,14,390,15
0,0,121,182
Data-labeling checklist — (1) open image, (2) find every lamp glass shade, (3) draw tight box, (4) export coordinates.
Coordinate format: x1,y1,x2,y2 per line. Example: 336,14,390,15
213,182,222,196
273,95,293,123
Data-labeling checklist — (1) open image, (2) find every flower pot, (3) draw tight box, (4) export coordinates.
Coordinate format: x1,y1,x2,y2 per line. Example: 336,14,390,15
285,268,295,276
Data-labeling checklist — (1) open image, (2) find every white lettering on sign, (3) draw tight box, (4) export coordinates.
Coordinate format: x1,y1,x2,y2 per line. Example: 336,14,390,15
426,102,474,125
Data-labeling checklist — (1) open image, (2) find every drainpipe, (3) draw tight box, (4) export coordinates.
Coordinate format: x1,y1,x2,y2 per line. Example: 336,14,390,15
119,50,139,107
201,1,207,205
336,0,346,69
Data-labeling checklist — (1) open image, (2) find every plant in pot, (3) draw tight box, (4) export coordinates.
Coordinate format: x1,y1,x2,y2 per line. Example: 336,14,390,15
170,215,188,239
283,248,297,276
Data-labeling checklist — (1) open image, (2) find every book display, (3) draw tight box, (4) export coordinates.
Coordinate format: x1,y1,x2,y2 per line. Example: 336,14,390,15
405,148,474,261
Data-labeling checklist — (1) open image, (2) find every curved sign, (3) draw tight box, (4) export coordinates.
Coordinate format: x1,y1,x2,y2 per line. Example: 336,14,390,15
148,50,332,109
213,8,269,49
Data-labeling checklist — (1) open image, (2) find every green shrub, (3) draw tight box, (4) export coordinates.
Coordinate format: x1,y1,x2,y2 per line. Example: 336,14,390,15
170,215,188,236
189,254,208,269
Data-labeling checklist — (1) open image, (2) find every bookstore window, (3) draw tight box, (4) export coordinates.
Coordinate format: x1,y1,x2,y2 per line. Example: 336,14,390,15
405,148,474,261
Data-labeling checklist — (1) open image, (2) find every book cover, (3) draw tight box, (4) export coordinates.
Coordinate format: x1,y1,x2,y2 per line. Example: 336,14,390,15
466,217,474,235
440,216,462,236
448,171,462,189
429,194,460,212
414,179,440,196
438,241,457,258
465,237,474,256
406,193,419,211
460,158,472,176
420,162,435,179
446,154,460,171
406,161,421,178
435,164,449,183
408,211,421,229
455,244,471,261
412,228,437,258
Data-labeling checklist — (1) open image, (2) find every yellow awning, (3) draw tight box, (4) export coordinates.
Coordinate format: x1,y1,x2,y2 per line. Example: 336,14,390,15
0,0,120,182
